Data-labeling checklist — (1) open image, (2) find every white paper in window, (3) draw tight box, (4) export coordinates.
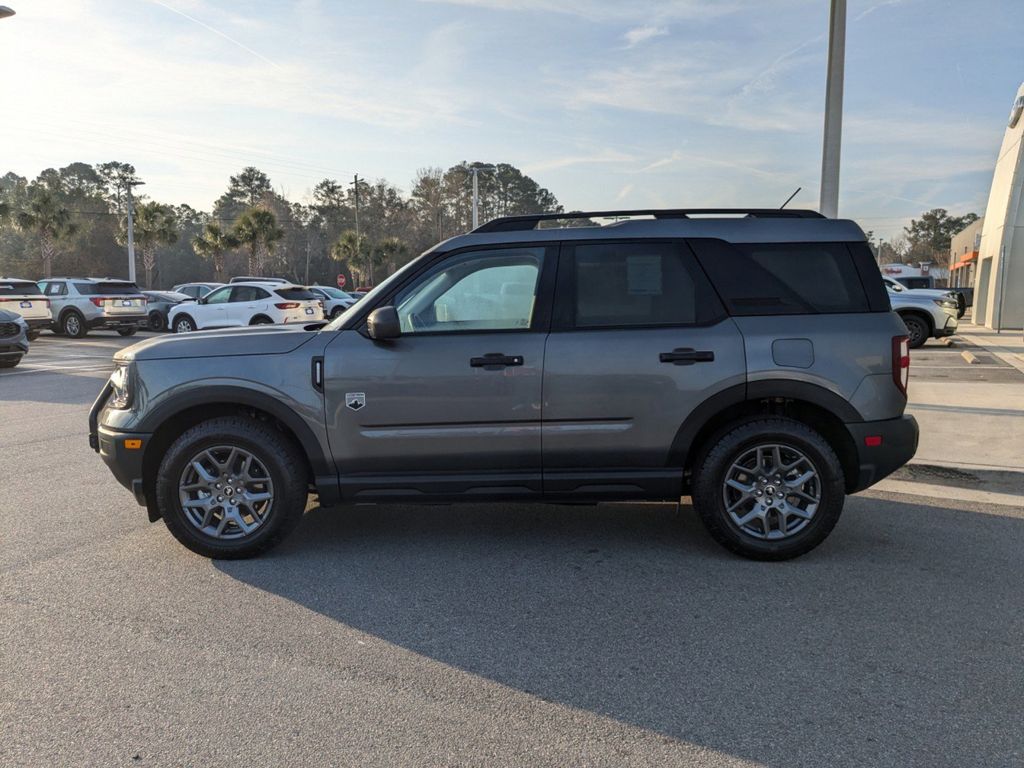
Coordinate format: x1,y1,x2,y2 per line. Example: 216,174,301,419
626,255,663,295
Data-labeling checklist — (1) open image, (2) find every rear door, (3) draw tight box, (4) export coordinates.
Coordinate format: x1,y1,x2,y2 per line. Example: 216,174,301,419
227,286,271,325
542,240,746,499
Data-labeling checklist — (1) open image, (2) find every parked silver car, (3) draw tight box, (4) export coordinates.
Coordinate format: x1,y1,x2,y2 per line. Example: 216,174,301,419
171,282,224,300
887,284,959,348
37,278,146,338
309,285,358,318
0,309,30,368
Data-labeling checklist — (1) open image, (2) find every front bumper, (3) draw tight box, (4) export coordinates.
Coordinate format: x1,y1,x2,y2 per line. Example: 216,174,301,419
935,312,958,337
89,382,149,506
0,338,30,357
845,415,919,492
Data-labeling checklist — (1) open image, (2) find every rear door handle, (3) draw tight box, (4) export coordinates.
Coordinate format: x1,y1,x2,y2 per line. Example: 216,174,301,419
659,348,715,365
470,353,524,369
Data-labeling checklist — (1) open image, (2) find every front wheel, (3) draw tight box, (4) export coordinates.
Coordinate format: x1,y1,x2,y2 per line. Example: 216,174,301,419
148,310,166,332
155,416,309,559
691,418,846,561
62,311,87,338
900,314,929,349
173,315,196,333
0,355,22,369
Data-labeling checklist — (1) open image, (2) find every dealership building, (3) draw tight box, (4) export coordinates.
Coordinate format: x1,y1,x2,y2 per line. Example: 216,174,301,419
969,81,1024,330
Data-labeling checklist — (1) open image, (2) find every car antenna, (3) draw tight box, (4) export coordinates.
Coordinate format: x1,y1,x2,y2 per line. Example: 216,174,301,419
779,187,801,209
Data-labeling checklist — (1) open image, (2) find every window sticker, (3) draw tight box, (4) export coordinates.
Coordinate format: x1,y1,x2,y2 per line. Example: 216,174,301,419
626,255,663,295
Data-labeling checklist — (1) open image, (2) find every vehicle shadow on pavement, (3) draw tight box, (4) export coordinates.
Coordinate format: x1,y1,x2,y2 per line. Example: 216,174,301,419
216,496,1024,767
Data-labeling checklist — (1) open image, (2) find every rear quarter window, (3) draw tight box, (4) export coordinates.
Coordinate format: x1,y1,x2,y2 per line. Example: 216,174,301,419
275,287,318,300
689,239,880,315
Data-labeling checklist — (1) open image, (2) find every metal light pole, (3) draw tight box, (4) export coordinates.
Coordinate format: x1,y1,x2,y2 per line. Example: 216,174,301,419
125,181,144,284
819,0,846,218
465,164,496,230
350,174,363,284
0,7,16,19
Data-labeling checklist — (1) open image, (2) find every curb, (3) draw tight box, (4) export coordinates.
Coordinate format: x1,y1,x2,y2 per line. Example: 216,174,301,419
956,331,1024,375
960,349,980,365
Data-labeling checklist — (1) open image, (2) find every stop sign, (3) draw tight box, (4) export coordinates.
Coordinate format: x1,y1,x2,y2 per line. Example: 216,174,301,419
337,274,346,288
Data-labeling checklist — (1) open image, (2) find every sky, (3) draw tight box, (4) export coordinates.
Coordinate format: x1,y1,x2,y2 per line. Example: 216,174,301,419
1,0,1022,239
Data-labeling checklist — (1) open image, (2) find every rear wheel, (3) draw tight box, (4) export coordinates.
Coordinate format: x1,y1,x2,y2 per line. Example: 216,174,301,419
148,310,166,332
900,314,929,349
249,315,273,325
692,418,845,561
155,417,309,559
173,315,196,333
62,311,87,338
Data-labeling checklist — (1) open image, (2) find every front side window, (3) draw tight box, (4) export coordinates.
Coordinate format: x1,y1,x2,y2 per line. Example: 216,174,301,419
394,248,544,334
205,287,232,304
568,242,722,328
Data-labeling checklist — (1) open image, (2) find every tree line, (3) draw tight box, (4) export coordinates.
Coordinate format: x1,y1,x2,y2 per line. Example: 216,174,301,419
0,161,562,289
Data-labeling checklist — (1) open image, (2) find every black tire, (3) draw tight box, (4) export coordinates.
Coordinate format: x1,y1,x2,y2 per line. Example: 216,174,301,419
173,314,196,333
691,417,846,561
155,416,309,559
148,310,166,332
26,330,40,342
249,315,273,325
900,314,929,349
330,306,344,319
0,356,22,369
62,311,88,338
117,326,138,337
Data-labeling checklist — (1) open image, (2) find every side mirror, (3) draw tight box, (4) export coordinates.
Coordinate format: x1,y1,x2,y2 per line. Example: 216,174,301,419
366,305,401,340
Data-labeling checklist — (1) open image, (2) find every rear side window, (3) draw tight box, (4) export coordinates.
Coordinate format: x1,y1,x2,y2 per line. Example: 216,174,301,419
690,240,873,315
562,242,724,329
231,286,270,302
0,281,44,296
275,287,317,300
73,282,143,296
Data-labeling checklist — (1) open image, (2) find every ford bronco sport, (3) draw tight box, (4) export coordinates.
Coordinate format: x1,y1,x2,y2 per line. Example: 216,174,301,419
90,209,919,561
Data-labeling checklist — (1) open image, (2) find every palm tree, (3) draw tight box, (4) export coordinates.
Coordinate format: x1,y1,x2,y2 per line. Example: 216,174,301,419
375,236,408,279
234,208,284,276
15,190,77,278
330,229,368,285
122,202,178,288
192,222,238,282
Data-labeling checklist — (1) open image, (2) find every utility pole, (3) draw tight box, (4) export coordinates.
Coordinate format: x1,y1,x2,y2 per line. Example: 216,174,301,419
465,164,496,230
125,180,145,284
350,174,363,285
819,0,846,218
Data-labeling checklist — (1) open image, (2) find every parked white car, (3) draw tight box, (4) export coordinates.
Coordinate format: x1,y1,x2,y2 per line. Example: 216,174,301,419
167,282,324,332
308,285,358,318
0,278,52,340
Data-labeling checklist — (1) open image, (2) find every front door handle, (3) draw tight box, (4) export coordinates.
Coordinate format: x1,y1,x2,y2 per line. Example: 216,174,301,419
659,348,715,365
470,353,524,369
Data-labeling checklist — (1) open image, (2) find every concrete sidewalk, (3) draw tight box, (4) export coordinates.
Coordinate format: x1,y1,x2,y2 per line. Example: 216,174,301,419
956,321,1024,374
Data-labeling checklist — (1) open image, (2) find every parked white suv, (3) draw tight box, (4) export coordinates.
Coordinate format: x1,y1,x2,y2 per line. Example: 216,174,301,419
37,278,146,338
168,282,324,332
0,278,52,340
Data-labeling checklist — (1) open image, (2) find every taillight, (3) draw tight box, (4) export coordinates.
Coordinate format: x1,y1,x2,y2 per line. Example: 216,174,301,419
892,335,910,396
43,299,50,307
275,302,300,310
89,297,106,307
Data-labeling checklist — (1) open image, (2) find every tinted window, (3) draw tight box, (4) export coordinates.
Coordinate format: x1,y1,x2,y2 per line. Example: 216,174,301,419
275,287,317,300
568,242,723,328
230,286,269,302
395,248,543,333
73,282,142,296
691,240,870,315
0,281,44,296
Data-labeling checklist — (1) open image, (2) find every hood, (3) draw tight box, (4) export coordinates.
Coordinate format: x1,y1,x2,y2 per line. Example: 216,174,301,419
888,291,952,308
115,323,323,362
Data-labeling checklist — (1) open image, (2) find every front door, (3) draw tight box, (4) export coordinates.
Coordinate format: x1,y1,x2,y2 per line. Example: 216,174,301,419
542,240,747,499
323,245,555,501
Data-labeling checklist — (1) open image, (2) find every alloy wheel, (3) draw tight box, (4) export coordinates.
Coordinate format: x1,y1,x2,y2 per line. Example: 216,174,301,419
178,445,275,540
721,443,821,540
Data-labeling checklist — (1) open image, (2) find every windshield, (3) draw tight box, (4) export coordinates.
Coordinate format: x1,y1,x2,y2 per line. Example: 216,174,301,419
317,286,352,299
322,254,428,331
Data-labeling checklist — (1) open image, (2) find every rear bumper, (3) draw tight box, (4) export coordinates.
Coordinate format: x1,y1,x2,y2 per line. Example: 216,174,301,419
25,318,51,330
845,415,919,492
88,314,146,329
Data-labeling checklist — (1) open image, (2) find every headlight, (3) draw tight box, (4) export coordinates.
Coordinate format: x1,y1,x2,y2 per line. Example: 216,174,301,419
933,298,957,309
108,364,132,409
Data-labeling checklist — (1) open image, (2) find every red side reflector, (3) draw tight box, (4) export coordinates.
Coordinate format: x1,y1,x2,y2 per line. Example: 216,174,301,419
864,436,883,447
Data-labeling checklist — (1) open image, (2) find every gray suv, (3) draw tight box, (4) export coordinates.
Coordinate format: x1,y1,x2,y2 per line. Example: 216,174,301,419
90,209,919,561
39,277,146,337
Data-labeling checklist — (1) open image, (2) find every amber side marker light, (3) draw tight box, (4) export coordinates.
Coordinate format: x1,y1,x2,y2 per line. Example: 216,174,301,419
124,439,143,450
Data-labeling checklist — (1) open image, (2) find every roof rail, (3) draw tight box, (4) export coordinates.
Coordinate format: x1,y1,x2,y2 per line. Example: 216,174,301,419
473,208,825,233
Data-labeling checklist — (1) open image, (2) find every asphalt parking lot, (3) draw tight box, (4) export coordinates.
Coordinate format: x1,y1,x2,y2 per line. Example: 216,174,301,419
2,332,1023,767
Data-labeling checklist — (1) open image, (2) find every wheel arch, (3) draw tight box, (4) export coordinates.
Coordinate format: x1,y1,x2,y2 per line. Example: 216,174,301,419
895,308,934,332
137,386,337,519
672,382,861,493
249,314,273,325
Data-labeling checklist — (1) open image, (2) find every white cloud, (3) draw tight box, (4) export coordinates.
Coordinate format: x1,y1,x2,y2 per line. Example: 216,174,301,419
615,183,634,202
522,149,636,174
623,26,668,48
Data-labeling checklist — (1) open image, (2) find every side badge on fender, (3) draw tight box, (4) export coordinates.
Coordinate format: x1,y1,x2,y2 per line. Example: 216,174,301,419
345,392,366,411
